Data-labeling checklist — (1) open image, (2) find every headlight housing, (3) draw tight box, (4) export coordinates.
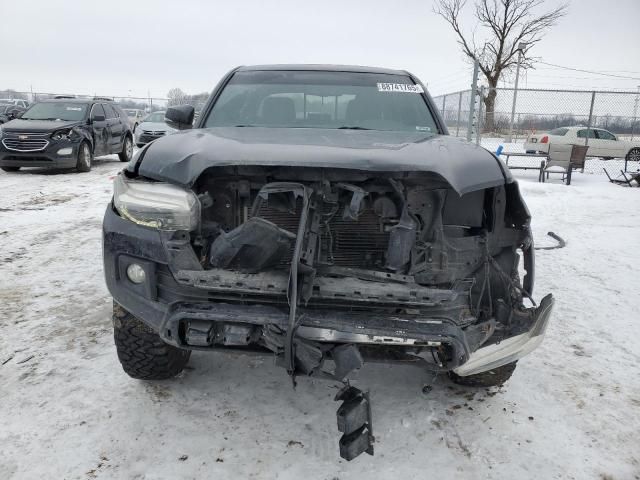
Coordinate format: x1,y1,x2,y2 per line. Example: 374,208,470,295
113,174,200,230
51,128,74,141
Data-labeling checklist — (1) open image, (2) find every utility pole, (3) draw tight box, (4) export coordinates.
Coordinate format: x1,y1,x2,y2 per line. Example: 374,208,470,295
507,42,527,143
466,59,479,142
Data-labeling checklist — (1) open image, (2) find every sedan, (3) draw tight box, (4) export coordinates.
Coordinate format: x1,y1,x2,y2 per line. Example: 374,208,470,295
525,126,640,161
134,111,176,147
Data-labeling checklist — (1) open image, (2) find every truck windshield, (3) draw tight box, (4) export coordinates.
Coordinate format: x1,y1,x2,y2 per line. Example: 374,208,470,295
204,70,438,133
21,102,88,121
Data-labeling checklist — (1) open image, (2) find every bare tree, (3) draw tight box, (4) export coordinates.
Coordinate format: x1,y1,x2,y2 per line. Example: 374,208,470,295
167,87,187,107
435,0,568,132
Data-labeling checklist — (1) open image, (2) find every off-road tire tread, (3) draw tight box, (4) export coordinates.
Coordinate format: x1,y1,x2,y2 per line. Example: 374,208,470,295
113,302,190,380
448,361,518,387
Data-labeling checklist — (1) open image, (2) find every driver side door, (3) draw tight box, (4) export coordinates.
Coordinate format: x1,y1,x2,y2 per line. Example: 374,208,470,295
90,104,109,156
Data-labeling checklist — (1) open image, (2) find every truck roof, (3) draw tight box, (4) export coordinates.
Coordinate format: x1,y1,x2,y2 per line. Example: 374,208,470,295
236,64,410,76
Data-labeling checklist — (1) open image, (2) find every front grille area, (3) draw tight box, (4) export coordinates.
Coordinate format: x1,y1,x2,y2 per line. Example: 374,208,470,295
139,131,165,144
2,136,49,152
2,155,51,162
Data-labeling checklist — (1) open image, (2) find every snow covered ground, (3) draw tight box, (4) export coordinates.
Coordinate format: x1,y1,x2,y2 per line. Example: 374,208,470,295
1,155,639,480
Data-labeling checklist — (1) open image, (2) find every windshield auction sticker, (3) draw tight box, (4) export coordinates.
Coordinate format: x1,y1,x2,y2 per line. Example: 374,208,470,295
377,83,424,93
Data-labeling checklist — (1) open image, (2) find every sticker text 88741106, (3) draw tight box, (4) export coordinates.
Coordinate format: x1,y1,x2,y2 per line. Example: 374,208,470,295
376,83,424,93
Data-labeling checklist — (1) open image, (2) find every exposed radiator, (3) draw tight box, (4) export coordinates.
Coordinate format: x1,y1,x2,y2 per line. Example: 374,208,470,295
255,200,389,269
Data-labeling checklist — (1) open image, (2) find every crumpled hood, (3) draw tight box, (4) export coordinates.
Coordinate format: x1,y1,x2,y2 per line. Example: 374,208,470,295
135,127,507,195
2,118,82,133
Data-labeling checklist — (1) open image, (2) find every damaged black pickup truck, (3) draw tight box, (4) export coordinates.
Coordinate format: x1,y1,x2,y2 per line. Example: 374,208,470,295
103,65,554,460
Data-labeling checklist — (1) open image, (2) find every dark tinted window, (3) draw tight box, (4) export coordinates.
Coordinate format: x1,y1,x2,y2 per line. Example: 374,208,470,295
90,103,106,120
204,70,437,133
549,128,568,136
103,103,117,119
577,129,596,139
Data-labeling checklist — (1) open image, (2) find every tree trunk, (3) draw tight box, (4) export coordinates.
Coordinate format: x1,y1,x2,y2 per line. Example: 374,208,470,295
483,86,497,133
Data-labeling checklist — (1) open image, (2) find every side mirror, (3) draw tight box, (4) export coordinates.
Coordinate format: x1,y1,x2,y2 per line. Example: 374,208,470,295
91,114,106,122
165,105,194,130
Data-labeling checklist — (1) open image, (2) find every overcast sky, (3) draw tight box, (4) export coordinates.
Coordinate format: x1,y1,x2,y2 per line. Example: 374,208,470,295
1,0,639,99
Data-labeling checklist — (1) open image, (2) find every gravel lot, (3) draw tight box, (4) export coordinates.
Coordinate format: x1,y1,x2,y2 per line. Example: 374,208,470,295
1,155,639,479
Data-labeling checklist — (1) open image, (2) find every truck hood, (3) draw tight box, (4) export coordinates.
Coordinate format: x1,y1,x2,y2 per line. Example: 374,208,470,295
135,127,507,195
1,118,83,133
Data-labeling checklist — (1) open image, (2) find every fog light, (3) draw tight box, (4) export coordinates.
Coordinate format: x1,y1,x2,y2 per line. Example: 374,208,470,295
57,147,73,155
126,263,146,284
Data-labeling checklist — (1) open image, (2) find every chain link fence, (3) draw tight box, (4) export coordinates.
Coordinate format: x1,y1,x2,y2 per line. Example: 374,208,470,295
433,87,640,175
0,90,169,112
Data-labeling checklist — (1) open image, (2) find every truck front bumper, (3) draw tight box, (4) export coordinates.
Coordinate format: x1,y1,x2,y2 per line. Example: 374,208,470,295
103,204,554,376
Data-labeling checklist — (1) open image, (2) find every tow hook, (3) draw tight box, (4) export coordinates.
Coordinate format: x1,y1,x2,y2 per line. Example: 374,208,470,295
334,385,374,460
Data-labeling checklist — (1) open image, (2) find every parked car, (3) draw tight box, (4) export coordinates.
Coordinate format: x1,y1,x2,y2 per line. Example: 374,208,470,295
0,98,30,109
134,111,176,147
103,65,553,460
0,104,26,124
525,126,640,161
123,108,145,132
0,98,133,172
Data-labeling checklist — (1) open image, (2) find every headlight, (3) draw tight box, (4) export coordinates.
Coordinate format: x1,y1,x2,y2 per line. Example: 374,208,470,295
51,128,73,141
113,173,200,230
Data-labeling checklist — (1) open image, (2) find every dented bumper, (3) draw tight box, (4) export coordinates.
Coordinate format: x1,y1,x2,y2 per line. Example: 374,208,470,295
453,293,554,376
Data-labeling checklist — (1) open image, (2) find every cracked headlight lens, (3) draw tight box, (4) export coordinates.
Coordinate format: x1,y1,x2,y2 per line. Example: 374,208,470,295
51,128,74,141
113,173,200,230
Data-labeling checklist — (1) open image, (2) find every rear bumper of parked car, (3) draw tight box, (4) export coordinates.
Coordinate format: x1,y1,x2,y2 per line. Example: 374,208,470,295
103,204,554,376
0,138,79,168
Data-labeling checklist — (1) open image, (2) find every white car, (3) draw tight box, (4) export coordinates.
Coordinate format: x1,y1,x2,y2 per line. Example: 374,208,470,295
123,108,146,132
525,126,640,161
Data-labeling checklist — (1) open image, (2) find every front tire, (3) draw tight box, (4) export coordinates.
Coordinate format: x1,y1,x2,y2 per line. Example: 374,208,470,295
1,166,20,172
119,135,133,162
448,361,518,387
113,302,191,380
626,148,640,163
76,142,92,172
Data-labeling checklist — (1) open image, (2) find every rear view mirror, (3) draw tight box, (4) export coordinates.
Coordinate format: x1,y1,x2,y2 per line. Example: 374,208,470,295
92,114,106,122
165,105,194,130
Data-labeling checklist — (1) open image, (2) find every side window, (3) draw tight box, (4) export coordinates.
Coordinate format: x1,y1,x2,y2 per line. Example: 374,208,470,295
596,129,616,140
90,103,106,120
103,103,116,119
577,129,596,139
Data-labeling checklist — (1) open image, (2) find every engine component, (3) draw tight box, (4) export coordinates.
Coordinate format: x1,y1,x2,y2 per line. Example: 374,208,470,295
185,320,214,346
216,323,255,346
209,217,296,272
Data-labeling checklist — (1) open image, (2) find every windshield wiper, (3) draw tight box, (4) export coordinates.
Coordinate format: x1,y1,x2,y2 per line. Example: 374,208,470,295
233,124,258,127
338,126,371,130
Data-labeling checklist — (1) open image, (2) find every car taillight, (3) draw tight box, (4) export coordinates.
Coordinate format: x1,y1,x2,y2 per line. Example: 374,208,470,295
541,136,549,143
